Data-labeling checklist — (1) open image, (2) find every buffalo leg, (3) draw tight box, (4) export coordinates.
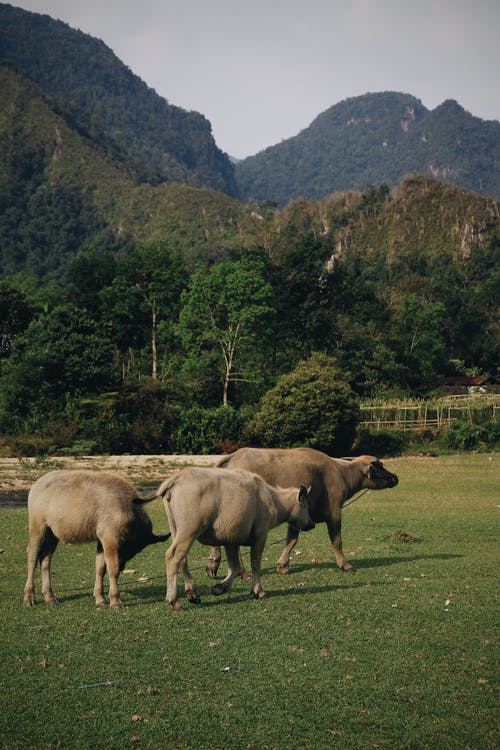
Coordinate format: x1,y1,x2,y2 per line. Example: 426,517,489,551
276,524,299,574
93,541,107,606
23,534,43,607
206,545,249,580
166,537,194,611
179,557,201,604
23,527,58,606
326,515,354,572
39,529,59,605
100,536,125,609
250,537,267,599
205,545,221,578
212,544,242,596
237,548,250,580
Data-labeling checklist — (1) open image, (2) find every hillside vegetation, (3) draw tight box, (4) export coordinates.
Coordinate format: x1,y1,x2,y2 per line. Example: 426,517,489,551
0,2,238,196
2,62,498,283
236,92,500,205
0,5,499,456
0,65,253,278
1,165,498,454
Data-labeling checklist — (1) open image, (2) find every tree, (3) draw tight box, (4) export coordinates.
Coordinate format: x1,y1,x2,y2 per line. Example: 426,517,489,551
132,243,186,380
99,243,186,380
249,353,359,455
178,258,275,406
391,294,446,393
271,233,334,364
0,282,33,358
65,247,117,314
0,303,119,432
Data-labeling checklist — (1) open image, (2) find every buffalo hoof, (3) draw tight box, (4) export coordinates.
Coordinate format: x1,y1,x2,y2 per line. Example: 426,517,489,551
170,600,182,612
186,590,201,604
110,601,126,610
341,564,356,573
240,569,251,581
251,590,266,600
46,597,59,606
212,583,228,596
95,599,108,607
23,598,35,608
205,563,219,579
277,564,290,575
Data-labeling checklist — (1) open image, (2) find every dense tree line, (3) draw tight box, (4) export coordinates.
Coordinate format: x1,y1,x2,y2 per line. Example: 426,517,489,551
1,224,498,455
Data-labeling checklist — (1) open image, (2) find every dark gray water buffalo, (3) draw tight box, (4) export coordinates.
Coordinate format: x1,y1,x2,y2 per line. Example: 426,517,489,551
206,448,398,577
154,466,314,610
23,470,169,609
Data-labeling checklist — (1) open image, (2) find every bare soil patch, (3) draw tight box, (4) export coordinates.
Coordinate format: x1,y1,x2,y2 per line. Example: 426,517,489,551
0,455,220,507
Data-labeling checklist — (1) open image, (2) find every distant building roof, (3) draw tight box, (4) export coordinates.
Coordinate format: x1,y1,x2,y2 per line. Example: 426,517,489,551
443,376,486,386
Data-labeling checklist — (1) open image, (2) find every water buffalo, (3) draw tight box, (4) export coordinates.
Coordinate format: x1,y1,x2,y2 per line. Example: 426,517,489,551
206,448,398,577
154,466,314,610
23,470,169,609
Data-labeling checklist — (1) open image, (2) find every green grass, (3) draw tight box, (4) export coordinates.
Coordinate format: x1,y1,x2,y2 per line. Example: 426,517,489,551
0,454,497,749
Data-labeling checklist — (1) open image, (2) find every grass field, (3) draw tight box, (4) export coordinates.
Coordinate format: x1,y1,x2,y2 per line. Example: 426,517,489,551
0,454,497,749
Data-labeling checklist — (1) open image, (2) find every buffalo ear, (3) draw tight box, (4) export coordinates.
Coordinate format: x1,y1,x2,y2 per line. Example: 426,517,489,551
298,485,311,503
361,462,374,477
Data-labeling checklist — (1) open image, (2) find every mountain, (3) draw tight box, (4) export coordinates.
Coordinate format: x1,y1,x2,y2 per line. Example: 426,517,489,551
1,61,498,284
0,64,253,279
0,2,238,197
1,54,498,287
235,92,500,206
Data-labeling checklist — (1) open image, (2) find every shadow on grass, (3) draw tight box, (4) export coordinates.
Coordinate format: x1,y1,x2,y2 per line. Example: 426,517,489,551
123,578,377,608
354,552,462,568
284,552,462,575
45,579,367,608
193,580,389,608
47,552,462,608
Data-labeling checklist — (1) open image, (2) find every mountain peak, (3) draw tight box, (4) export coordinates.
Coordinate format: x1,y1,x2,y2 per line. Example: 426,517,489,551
236,91,500,205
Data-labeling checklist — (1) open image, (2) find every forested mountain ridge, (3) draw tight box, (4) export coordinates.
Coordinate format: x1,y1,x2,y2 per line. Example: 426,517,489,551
1,60,499,283
2,3,498,210
261,177,499,268
1,63,498,454
236,92,500,205
0,2,238,197
0,64,254,278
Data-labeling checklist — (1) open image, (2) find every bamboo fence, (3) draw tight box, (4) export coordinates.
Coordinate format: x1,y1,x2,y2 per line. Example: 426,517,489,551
359,394,500,433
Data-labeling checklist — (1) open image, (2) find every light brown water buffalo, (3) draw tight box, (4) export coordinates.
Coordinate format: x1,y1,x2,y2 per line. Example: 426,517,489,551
154,466,314,610
206,448,398,577
23,470,169,609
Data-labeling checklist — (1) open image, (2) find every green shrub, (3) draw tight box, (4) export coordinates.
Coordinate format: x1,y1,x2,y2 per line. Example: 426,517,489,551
77,380,179,454
54,440,98,456
175,405,245,454
249,353,359,455
354,429,407,457
446,420,500,451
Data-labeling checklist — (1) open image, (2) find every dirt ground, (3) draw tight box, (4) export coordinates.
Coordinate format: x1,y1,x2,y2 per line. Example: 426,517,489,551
0,455,220,507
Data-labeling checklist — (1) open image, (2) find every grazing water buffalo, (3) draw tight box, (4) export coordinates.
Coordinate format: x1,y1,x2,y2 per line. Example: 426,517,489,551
23,470,169,609
206,448,398,577
154,466,314,610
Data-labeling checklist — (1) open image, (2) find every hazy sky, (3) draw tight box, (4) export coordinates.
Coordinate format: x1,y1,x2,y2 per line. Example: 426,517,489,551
7,0,500,158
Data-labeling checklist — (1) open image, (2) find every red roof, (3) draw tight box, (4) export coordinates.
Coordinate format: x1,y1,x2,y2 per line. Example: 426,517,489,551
443,376,486,386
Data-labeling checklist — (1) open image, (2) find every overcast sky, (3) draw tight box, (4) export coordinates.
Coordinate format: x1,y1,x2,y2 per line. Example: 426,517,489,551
7,0,500,159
